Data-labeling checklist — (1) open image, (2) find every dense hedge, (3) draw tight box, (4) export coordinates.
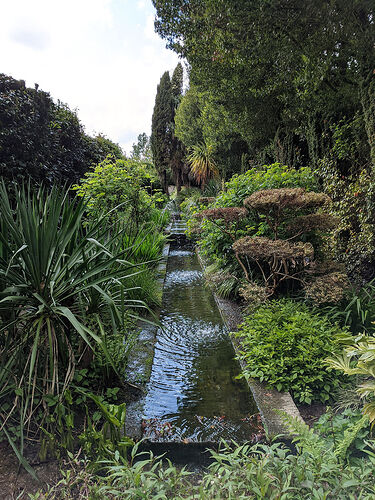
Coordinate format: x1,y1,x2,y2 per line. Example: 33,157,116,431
0,74,122,186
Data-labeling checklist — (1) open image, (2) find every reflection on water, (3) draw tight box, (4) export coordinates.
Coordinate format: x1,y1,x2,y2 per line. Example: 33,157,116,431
142,231,258,442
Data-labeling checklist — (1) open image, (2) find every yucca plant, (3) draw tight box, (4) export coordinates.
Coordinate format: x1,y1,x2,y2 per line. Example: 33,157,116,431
188,142,219,190
0,183,147,467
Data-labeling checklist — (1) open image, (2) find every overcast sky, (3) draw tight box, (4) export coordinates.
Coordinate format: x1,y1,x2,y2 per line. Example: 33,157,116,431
0,0,180,154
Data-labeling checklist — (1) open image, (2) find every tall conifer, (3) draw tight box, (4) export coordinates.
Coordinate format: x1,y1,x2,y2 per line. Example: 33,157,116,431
151,71,173,195
170,63,187,192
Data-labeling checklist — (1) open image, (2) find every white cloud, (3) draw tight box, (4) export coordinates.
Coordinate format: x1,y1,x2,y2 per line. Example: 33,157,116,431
0,0,180,154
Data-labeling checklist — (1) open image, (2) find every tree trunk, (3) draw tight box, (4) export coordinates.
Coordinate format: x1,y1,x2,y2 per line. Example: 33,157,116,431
162,169,169,197
176,172,181,193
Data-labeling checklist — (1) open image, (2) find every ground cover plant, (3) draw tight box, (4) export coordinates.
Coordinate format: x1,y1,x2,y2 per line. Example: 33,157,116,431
233,300,348,404
314,408,371,462
31,416,375,499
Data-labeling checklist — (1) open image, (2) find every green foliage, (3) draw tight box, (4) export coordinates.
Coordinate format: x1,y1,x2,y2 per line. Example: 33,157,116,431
175,86,246,180
204,261,241,299
0,74,123,186
153,0,375,278
188,141,219,188
175,86,205,149
218,163,319,208
323,278,375,334
0,184,155,469
78,393,133,463
320,161,375,280
151,65,188,194
72,156,163,228
33,428,375,499
153,0,374,169
314,408,371,462
188,164,318,275
326,333,375,423
151,71,173,194
123,229,166,266
130,133,153,163
93,328,138,381
234,300,348,403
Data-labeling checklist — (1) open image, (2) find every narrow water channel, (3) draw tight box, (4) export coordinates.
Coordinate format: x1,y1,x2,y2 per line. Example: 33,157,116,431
142,221,258,443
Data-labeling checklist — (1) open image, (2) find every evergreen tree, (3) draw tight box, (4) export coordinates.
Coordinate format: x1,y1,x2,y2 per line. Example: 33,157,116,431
170,63,187,192
151,72,173,195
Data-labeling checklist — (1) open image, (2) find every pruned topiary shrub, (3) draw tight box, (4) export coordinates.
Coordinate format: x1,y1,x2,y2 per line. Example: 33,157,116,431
234,300,348,404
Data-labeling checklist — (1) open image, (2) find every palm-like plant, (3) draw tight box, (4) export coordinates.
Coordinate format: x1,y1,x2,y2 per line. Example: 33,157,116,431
0,183,146,464
188,142,219,190
326,334,375,423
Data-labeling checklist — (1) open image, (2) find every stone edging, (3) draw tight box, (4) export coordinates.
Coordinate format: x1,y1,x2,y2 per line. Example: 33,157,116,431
196,250,303,439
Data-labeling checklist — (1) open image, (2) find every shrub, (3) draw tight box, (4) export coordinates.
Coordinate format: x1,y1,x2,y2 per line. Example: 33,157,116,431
327,334,375,423
0,184,152,470
217,163,319,208
72,156,164,228
232,187,343,299
234,300,348,404
188,163,320,273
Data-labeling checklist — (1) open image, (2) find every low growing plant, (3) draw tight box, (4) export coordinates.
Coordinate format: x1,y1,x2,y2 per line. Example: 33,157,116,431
326,333,375,423
314,407,371,462
323,278,375,334
32,420,375,499
234,300,349,403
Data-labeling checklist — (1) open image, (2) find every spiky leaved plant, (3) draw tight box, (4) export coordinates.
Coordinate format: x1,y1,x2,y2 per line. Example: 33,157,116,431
0,183,145,470
188,142,219,190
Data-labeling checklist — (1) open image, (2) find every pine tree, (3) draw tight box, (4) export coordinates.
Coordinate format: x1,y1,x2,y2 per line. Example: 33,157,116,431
151,72,173,195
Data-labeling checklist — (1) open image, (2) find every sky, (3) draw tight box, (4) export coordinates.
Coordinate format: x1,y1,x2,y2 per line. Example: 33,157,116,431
0,0,180,154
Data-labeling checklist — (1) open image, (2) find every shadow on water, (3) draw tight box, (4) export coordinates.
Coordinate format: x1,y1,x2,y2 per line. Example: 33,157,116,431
142,223,259,444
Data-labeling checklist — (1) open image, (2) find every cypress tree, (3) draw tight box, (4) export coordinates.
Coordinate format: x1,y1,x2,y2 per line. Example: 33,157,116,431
170,63,187,192
151,71,173,195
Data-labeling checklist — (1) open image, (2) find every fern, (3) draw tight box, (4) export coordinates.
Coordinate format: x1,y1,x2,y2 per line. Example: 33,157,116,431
334,414,370,461
280,413,328,459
